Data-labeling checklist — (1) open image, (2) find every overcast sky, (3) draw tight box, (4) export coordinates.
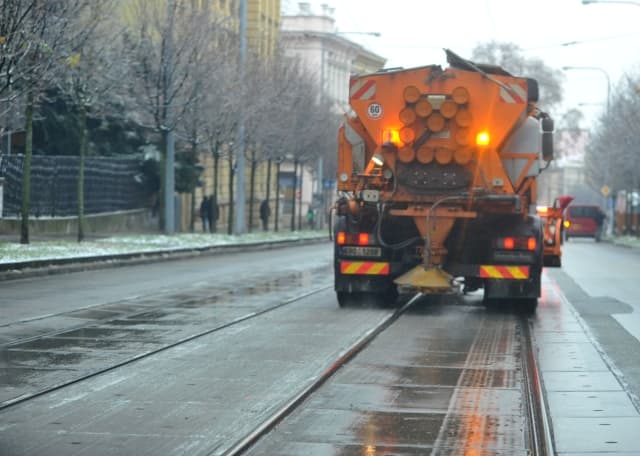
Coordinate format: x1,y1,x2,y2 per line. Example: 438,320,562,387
282,0,640,129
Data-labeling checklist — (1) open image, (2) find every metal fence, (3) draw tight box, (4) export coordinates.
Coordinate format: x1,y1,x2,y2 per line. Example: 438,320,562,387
0,154,146,218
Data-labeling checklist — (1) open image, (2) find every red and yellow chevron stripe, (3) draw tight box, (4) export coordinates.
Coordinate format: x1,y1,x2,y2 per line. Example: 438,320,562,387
340,261,390,275
349,79,376,100
479,265,529,280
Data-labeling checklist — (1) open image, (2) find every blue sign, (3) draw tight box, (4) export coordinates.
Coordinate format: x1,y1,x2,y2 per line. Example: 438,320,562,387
323,179,336,189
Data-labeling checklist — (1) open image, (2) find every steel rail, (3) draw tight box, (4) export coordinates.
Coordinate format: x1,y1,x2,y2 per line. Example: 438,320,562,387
0,285,331,411
220,292,424,456
520,315,555,455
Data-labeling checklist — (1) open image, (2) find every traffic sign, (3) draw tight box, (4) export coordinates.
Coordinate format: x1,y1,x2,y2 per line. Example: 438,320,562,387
601,185,610,197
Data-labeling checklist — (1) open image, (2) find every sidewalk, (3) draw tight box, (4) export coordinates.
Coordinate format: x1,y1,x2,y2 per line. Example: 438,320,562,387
0,231,329,279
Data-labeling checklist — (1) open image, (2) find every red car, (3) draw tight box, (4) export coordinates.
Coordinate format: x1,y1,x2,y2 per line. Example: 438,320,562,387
563,204,606,242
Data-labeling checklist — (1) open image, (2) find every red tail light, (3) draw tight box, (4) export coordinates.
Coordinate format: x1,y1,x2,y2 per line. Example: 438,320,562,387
337,231,373,246
497,236,536,251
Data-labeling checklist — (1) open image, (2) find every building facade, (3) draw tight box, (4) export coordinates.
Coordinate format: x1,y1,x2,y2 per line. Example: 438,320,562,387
280,3,386,111
247,0,281,57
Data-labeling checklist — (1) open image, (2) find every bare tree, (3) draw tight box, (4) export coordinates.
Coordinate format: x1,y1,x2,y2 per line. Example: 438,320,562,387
178,19,239,233
0,1,35,99
193,25,240,235
585,73,640,198
55,1,121,242
471,41,564,113
6,0,91,244
122,0,213,232
264,57,335,231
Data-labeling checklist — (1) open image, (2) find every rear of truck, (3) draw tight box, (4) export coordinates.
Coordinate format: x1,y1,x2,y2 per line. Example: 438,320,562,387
333,50,555,312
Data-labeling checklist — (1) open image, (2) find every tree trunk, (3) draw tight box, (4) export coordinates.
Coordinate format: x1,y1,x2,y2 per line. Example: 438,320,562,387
228,157,234,235
190,189,196,233
77,104,88,242
248,149,256,233
212,141,220,233
290,160,297,232
20,84,34,244
265,159,272,230
159,131,167,232
275,161,280,232
189,139,198,233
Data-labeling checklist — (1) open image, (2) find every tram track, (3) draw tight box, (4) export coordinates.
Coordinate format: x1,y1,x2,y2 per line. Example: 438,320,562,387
3,281,555,455
223,298,555,456
521,315,555,456
0,283,332,411
221,292,424,456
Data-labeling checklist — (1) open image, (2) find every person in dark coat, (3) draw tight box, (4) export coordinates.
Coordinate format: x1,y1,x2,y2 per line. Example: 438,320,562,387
209,194,219,233
200,196,210,232
259,199,270,231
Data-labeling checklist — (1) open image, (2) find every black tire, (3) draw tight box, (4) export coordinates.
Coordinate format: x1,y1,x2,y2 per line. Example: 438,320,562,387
336,291,354,308
518,298,538,314
378,285,399,308
336,291,370,307
482,296,510,313
544,256,561,267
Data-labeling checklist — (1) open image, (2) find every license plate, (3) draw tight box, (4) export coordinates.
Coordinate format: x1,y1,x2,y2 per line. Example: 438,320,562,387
341,246,382,257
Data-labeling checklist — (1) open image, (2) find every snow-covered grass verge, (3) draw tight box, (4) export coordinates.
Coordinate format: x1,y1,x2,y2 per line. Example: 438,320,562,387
611,235,640,249
0,231,327,264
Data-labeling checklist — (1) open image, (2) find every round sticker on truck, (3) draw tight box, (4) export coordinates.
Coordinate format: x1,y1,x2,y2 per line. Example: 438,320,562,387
367,103,383,119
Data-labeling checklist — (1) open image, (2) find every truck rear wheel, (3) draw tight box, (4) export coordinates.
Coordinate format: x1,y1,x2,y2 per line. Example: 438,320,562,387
518,298,538,314
337,291,357,308
543,255,561,267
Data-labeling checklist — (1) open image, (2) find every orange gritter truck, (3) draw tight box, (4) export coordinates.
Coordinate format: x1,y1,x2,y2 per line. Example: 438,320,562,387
333,49,556,312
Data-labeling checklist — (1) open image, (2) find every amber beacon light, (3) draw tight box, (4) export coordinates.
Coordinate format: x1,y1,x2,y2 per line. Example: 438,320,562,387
476,130,491,147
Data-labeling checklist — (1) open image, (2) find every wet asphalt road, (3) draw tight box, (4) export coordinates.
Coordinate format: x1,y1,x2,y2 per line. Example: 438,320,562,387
1,240,640,454
246,294,533,456
0,244,334,405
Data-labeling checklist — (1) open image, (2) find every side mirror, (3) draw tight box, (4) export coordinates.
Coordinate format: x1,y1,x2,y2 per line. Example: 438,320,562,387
526,78,539,103
541,116,554,161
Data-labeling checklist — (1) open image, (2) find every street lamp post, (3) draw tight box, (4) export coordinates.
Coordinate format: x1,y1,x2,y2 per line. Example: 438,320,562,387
235,0,247,235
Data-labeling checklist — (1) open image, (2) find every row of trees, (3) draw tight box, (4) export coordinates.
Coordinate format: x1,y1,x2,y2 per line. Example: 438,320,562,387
0,0,339,243
584,73,640,199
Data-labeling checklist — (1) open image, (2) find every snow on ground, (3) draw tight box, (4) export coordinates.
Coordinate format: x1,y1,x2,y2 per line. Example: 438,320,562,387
0,231,326,264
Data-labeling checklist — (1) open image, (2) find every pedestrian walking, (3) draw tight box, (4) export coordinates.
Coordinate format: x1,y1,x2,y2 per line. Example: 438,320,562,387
259,199,270,231
200,196,210,232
